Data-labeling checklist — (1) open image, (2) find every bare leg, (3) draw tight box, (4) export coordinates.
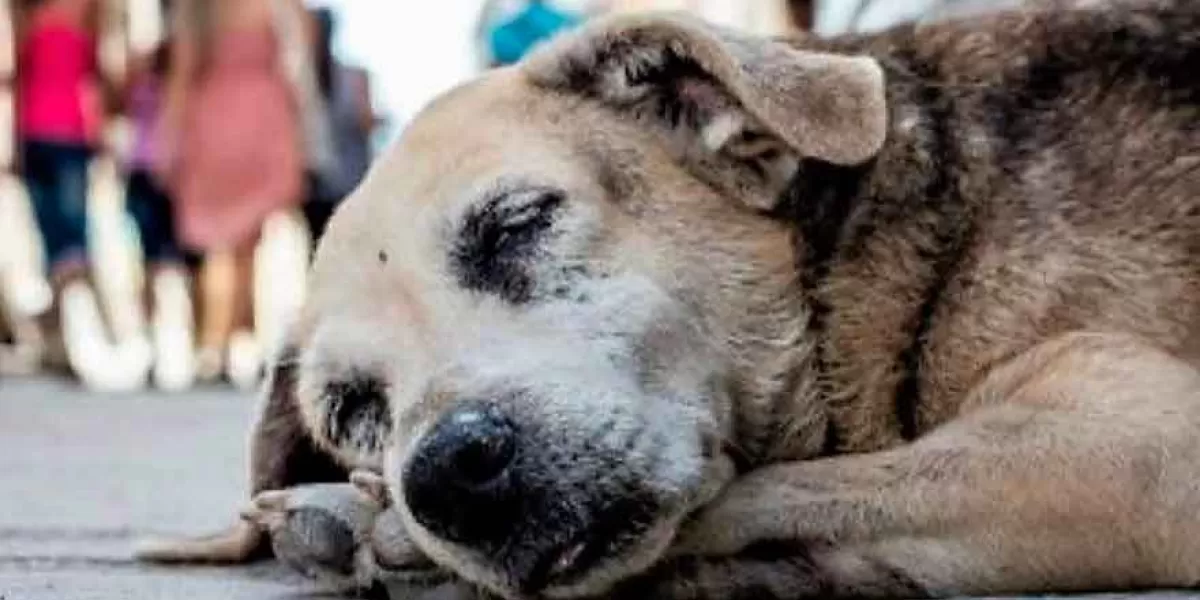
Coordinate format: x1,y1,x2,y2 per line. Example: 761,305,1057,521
226,238,265,389
196,250,235,381
230,239,256,334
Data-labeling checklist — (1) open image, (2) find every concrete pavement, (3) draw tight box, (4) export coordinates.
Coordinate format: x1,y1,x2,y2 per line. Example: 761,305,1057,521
0,377,335,600
2,376,1200,600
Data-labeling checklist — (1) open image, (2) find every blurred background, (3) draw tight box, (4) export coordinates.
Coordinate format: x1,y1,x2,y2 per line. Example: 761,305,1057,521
0,0,1024,395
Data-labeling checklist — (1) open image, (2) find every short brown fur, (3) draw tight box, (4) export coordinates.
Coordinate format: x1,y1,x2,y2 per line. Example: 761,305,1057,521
137,2,1200,599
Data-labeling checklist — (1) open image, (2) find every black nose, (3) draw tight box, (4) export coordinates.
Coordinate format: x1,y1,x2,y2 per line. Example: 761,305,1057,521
403,402,519,543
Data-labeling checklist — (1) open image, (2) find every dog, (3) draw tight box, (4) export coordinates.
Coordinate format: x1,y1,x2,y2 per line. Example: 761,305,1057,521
135,1,1200,599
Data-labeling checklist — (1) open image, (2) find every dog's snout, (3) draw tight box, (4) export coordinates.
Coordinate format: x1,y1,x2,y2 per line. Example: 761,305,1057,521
403,402,519,543
443,406,517,484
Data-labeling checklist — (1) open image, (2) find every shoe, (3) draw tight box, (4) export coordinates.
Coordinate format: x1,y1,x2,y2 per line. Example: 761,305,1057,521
150,269,197,392
226,329,263,392
195,345,224,383
59,280,147,392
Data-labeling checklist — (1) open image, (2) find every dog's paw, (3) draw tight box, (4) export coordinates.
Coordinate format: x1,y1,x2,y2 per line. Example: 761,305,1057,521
241,471,448,593
369,501,442,578
241,480,381,590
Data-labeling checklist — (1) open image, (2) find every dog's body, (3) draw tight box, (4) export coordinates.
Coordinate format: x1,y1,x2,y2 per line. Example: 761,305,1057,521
137,2,1200,599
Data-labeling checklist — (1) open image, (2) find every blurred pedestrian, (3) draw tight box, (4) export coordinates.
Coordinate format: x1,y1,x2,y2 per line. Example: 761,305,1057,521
14,0,147,390
156,0,319,388
0,0,51,376
121,37,195,391
302,6,376,244
476,0,583,69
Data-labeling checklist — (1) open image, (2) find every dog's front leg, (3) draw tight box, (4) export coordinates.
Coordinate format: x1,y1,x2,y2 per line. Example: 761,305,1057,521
242,471,454,597
134,348,350,563
622,332,1200,599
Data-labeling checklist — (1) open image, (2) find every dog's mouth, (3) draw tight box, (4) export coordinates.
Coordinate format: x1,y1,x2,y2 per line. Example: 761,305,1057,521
397,395,712,598
511,493,663,595
522,534,610,593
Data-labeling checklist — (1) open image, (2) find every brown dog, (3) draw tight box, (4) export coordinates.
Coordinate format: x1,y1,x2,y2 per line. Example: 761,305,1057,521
135,1,1200,599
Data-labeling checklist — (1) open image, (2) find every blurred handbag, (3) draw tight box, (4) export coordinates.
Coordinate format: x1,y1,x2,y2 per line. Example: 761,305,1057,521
268,0,339,186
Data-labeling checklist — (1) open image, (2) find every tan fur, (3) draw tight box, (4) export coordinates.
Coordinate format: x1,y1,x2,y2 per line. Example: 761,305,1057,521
139,2,1200,599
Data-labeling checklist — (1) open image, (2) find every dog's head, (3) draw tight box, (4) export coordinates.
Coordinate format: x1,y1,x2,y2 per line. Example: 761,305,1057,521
278,12,886,599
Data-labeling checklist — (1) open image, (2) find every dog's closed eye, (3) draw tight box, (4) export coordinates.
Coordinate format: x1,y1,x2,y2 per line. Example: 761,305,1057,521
451,187,564,303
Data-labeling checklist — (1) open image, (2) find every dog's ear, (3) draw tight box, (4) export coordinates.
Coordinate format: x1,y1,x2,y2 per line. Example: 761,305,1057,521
523,12,887,208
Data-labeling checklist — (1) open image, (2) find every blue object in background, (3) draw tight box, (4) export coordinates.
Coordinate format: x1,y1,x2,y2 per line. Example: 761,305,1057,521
488,1,582,66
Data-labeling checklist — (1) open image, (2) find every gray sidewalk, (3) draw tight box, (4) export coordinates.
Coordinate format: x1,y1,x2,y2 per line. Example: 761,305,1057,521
0,377,330,600
1,377,1198,600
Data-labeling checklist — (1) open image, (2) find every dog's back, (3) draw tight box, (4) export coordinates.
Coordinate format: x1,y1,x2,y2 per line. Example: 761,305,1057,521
795,1,1200,451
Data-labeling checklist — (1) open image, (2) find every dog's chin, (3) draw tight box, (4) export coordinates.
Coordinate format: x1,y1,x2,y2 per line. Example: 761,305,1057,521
537,510,687,600
407,506,686,600
403,462,735,600
395,467,701,599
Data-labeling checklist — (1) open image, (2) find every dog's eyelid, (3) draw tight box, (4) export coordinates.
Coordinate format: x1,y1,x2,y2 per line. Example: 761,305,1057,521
474,184,565,227
500,190,564,226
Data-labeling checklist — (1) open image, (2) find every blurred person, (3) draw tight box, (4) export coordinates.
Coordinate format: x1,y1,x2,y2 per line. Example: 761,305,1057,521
0,0,37,374
156,0,317,388
301,6,375,245
120,36,196,391
475,0,590,69
14,0,147,390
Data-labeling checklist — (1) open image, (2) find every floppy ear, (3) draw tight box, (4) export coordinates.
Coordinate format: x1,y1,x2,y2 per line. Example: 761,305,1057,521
523,12,887,207
248,342,352,495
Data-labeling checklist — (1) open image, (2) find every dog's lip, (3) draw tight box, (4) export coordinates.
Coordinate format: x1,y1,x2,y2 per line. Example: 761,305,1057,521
515,530,611,594
549,541,588,577
526,492,663,593
529,520,643,593
514,538,589,594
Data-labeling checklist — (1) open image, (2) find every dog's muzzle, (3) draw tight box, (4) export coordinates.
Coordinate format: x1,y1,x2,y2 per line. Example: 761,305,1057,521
401,398,663,594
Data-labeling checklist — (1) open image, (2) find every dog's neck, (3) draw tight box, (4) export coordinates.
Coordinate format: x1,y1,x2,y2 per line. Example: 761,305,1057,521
738,56,986,464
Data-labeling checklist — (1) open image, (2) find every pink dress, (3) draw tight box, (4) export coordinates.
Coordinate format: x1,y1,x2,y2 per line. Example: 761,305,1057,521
172,22,303,251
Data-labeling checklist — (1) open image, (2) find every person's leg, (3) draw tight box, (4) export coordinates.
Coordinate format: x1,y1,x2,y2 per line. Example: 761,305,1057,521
127,170,196,390
226,236,262,389
196,249,236,382
31,141,145,391
49,144,92,282
231,237,257,335
125,170,158,311
21,142,89,285
21,141,90,374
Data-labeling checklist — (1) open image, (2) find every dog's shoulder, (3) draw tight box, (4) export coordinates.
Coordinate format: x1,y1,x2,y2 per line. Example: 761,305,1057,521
787,0,1200,455
821,1,1198,79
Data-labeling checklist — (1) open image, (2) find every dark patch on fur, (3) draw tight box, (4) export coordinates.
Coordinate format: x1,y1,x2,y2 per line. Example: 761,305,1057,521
884,47,975,441
819,417,841,457
768,39,984,447
984,4,1200,169
451,188,564,304
767,160,870,455
773,160,869,297
322,370,393,455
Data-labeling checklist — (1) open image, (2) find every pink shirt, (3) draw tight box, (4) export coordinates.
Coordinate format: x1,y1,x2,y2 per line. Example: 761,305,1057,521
16,7,100,144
